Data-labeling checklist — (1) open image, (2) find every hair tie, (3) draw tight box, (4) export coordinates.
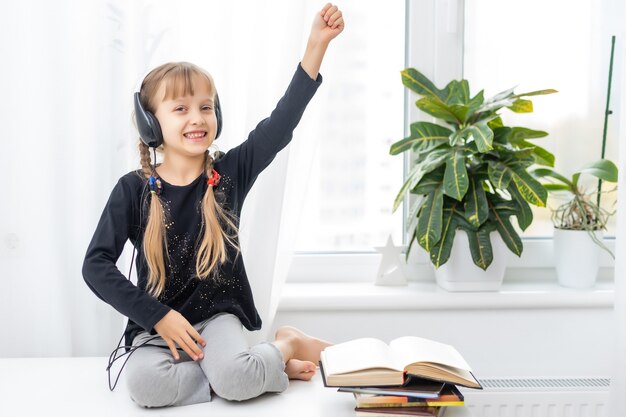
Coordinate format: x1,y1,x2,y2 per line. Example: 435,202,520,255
149,175,163,196
207,169,221,187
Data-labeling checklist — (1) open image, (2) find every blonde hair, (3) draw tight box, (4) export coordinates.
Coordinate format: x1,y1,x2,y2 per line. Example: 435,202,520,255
136,62,240,299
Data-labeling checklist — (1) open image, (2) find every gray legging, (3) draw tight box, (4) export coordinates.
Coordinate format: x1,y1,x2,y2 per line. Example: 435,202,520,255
124,312,289,408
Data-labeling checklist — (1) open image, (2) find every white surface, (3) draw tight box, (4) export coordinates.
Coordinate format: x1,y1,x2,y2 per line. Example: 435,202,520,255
279,280,614,311
0,357,472,417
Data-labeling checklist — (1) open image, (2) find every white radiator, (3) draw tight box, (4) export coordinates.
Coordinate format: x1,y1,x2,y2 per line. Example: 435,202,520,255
461,377,610,417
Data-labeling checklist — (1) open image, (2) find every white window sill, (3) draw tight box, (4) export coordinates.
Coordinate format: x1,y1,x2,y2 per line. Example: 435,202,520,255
277,280,614,312
287,240,616,283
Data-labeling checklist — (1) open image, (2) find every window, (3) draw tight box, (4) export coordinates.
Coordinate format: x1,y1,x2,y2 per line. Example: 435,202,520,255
464,0,618,237
292,0,406,252
288,0,618,283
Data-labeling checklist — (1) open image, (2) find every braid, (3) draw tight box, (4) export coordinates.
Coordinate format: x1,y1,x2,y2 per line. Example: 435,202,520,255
138,141,152,178
195,151,240,281
138,140,169,298
204,149,213,175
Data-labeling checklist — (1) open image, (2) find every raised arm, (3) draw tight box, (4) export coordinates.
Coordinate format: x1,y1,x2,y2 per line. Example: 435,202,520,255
215,4,344,202
301,3,345,80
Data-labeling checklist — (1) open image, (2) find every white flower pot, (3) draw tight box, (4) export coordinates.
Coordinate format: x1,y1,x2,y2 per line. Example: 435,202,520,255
434,229,507,292
554,228,602,289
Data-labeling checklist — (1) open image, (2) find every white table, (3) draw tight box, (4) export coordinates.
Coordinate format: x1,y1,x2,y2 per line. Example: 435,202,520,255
0,357,472,416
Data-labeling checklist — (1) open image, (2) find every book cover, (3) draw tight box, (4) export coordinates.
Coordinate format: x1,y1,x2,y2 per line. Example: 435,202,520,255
354,384,464,408
355,405,446,417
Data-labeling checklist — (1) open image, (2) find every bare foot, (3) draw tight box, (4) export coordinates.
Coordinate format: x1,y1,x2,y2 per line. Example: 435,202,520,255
285,359,317,381
275,326,333,364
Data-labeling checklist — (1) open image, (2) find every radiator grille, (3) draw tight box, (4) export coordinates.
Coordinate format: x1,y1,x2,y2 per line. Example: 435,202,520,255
479,377,610,390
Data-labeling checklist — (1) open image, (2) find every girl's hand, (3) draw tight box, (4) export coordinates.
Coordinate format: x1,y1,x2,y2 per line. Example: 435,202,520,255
309,3,345,45
154,310,206,361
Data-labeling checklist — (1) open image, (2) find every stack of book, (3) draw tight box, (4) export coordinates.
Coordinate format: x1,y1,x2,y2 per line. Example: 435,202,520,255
319,336,482,417
337,380,465,417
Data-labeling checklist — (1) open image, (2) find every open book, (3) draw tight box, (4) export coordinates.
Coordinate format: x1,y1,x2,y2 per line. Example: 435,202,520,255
319,336,482,389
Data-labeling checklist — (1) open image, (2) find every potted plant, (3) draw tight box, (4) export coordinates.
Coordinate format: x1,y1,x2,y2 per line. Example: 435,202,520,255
390,68,556,291
533,160,618,288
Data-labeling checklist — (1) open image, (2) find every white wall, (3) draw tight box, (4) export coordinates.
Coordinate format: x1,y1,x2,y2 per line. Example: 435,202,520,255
272,299,613,378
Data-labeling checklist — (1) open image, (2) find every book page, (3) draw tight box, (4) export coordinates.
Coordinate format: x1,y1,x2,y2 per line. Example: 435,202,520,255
321,338,401,375
389,336,472,372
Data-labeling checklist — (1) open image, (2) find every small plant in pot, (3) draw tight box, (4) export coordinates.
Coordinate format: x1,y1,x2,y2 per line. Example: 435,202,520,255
533,160,618,288
390,68,556,291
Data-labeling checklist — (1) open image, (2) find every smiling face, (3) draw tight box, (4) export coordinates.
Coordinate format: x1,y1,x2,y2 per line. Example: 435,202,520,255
153,72,218,157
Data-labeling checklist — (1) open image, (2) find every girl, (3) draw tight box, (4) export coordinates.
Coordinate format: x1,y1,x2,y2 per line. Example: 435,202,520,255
82,3,344,408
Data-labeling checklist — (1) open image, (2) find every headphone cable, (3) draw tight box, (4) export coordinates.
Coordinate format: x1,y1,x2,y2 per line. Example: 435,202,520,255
106,147,157,391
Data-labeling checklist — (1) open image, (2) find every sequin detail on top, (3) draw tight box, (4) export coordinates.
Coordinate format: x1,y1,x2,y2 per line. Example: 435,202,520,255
217,174,233,193
155,189,238,307
213,174,234,211
157,230,198,304
187,273,248,313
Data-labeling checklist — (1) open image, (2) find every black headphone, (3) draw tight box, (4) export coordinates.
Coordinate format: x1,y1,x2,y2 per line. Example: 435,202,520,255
133,71,223,148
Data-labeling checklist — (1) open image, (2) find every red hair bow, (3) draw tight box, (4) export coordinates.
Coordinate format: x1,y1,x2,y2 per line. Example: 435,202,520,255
207,169,221,187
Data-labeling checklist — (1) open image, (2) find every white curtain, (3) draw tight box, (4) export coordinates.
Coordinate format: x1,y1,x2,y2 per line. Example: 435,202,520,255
0,0,320,357
1,0,133,357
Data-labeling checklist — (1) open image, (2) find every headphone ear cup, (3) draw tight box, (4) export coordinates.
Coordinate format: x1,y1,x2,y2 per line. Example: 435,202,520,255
214,93,223,139
145,112,163,148
134,92,163,148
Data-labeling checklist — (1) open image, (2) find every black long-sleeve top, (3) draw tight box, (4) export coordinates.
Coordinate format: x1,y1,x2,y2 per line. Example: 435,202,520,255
82,63,322,351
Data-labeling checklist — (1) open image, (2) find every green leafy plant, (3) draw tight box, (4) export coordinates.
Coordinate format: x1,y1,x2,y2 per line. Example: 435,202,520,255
533,159,618,257
390,68,557,270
